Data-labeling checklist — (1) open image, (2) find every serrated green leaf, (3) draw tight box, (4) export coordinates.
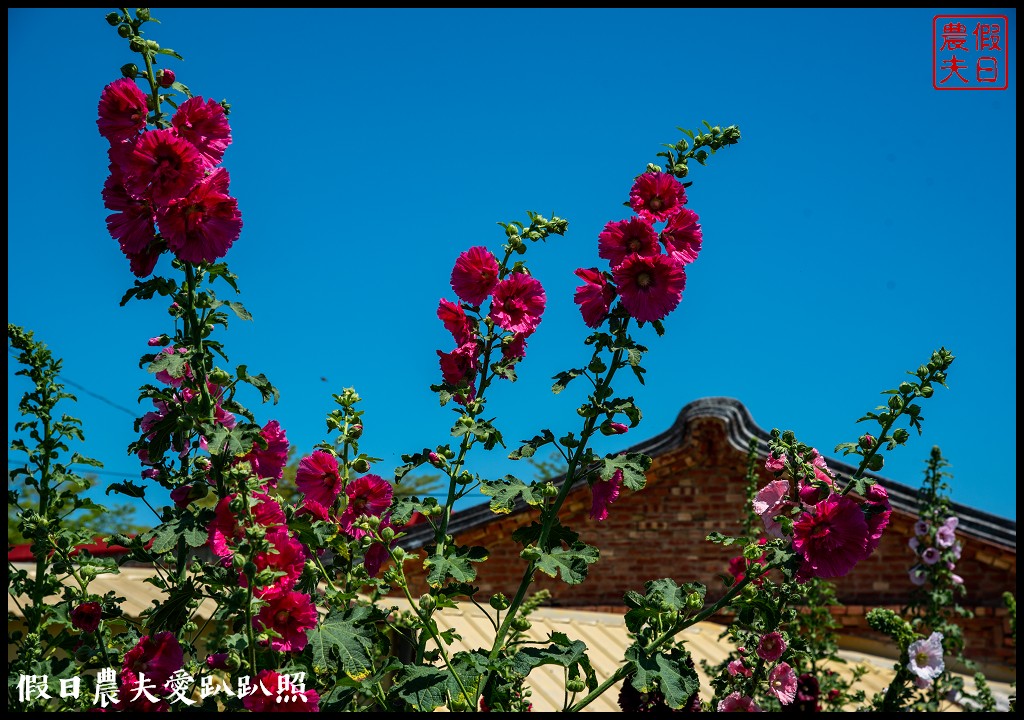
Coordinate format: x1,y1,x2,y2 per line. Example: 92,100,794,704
309,609,375,682
600,452,651,491
480,475,544,514
535,542,599,585
424,545,488,588
148,350,187,378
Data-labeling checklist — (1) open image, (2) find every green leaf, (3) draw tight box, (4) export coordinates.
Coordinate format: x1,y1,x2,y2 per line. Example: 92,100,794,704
508,430,555,460
147,576,201,634
148,512,207,554
148,349,187,379
156,47,184,60
424,545,489,588
220,300,252,321
535,542,599,585
552,368,585,394
600,452,652,491
625,646,700,709
235,364,280,404
510,635,596,690
309,608,376,682
390,666,451,710
480,475,544,514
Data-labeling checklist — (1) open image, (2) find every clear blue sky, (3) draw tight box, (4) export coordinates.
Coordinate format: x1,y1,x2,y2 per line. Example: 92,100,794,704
8,8,1017,525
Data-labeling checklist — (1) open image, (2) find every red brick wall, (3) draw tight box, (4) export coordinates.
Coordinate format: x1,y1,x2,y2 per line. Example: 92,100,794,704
397,416,1016,669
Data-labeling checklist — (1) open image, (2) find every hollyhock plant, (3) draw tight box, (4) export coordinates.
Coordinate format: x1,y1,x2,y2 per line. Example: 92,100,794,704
909,566,928,586
907,632,945,683
208,492,286,557
661,208,703,265
794,673,820,712
254,585,319,653
935,523,956,548
628,171,687,222
501,332,528,361
727,659,752,678
753,478,790,539
103,166,158,258
756,631,786,662
767,662,798,705
717,691,762,712
241,670,321,712
437,298,475,346
122,631,184,688
573,267,617,328
764,452,786,473
250,528,308,590
450,245,499,305
171,96,232,169
96,77,149,142
489,272,546,335
921,546,941,565
863,482,891,556
589,469,623,521
597,217,660,267
70,601,102,633
437,342,480,401
295,450,343,508
339,474,393,539
156,166,242,264
612,252,686,323
792,494,869,579
119,128,205,206
240,419,290,483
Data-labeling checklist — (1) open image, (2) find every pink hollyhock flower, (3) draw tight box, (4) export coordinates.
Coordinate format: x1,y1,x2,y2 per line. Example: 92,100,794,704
792,495,869,579
249,528,307,590
450,246,499,305
935,524,956,548
756,631,787,662
122,631,183,688
71,601,102,633
601,421,629,435
597,217,660,268
437,342,480,397
208,492,286,557
157,68,176,89
951,572,964,585
950,541,962,561
764,453,786,473
753,478,790,539
727,659,752,678
171,96,232,169
340,474,394,539
437,298,474,346
944,516,959,530
103,167,158,258
206,653,230,670
863,482,891,556
914,519,930,536
157,167,242,264
297,498,331,522
612,253,686,323
908,536,920,552
661,208,703,265
241,420,290,483
921,547,941,565
907,632,945,682
573,268,616,328
115,670,170,712
254,585,319,653
909,566,928,586
589,469,623,521
717,692,762,712
489,272,546,335
629,171,687,223
169,483,205,509
295,450,343,508
125,243,163,278
795,673,820,712
97,78,149,143
501,333,528,361
120,128,204,205
768,662,798,705
241,670,320,712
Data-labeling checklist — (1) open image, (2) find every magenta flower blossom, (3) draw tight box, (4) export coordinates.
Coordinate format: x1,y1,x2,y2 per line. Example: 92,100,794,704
157,167,242,265
157,68,176,89
295,450,343,508
935,524,956,548
717,692,762,712
450,246,499,305
122,631,184,688
489,272,546,335
501,333,528,361
598,217,660,267
120,128,204,205
661,208,703,265
629,171,687,222
753,478,790,539
863,482,891,556
250,528,307,590
437,342,479,395
71,601,102,633
254,585,319,653
97,78,149,142
573,268,616,328
795,673,820,712
768,662,798,705
171,96,232,169
437,298,474,346
792,495,869,579
241,670,320,712
727,659,752,678
241,420,290,483
340,474,393,539
589,469,623,521
103,168,158,259
208,492,286,557
612,253,686,323
907,632,945,682
921,547,941,565
756,631,787,662
764,453,786,473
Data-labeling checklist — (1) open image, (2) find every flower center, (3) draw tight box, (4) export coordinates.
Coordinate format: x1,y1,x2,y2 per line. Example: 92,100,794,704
636,272,652,288
648,197,663,211
276,610,291,626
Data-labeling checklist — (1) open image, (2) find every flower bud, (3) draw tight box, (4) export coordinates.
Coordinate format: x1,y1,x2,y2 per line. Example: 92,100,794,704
489,593,510,611
208,368,231,385
219,99,232,115
418,594,435,611
232,553,246,570
566,678,586,693
887,395,904,411
349,423,363,439
146,40,160,52
455,471,473,485
128,36,147,52
599,420,629,436
858,433,875,450
120,63,139,79
194,456,211,470
380,526,395,542
741,583,758,601
892,428,910,445
685,592,704,610
919,384,934,398
157,68,176,88
135,8,151,21
351,458,370,473
539,482,558,498
105,11,123,26
866,454,884,471
511,617,531,632
428,452,443,468
118,23,133,38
